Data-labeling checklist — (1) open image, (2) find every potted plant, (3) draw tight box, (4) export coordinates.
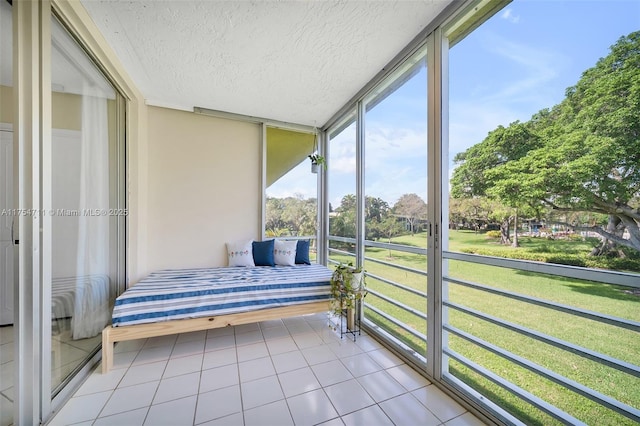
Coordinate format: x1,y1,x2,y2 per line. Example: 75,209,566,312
329,262,366,332
308,153,326,174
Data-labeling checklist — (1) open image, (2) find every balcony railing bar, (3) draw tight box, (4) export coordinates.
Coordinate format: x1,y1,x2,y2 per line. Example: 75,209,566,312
364,255,428,277
364,302,427,342
445,300,640,378
328,247,356,259
329,235,356,244
445,275,640,333
366,287,427,321
365,271,427,299
445,325,640,423
443,347,587,426
444,251,640,288
363,239,428,256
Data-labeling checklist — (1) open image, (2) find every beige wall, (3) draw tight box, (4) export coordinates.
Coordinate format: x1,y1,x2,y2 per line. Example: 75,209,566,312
145,106,262,274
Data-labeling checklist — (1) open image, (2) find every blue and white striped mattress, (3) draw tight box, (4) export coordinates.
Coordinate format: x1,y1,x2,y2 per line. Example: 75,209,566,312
111,264,333,327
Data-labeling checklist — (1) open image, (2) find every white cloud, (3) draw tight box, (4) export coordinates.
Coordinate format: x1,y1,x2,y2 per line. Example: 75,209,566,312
501,9,520,24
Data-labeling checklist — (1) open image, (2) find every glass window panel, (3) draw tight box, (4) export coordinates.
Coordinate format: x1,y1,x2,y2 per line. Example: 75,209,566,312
443,1,640,423
0,1,14,424
362,46,428,361
50,16,124,394
328,113,357,266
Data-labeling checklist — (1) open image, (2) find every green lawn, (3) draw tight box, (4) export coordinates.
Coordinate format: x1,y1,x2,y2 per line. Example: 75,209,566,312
329,231,640,425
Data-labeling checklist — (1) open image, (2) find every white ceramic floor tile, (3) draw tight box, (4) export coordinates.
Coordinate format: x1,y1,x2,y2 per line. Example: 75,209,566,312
317,418,345,426
412,385,467,423
287,388,339,426
341,404,394,426
328,340,364,359
367,348,403,369
311,359,353,387
292,332,324,349
0,394,12,426
236,341,269,362
132,345,173,366
163,353,204,378
176,330,207,344
111,350,138,370
100,381,159,417
340,353,383,377
197,411,244,426
92,407,147,426
114,338,145,354
444,411,487,426
0,341,13,364
271,350,308,374
144,395,197,425
238,357,275,382
258,318,285,329
47,390,112,426
235,323,261,334
235,330,264,346
200,363,239,393
74,367,127,396
205,334,236,352
240,375,284,409
262,325,290,340
194,385,242,424
387,363,431,391
379,393,441,426
170,339,205,358
278,366,322,398
206,326,234,338
324,378,375,416
119,360,166,387
1,361,14,391
353,335,384,352
244,399,294,426
202,347,237,369
356,370,406,403
265,336,298,355
301,345,337,365
154,371,200,404
144,334,177,349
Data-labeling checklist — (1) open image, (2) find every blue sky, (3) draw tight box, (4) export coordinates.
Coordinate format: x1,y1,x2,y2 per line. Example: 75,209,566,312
269,0,640,209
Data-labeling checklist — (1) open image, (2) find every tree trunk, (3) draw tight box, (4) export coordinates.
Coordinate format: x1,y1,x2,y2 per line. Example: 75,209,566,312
500,219,511,245
590,215,625,257
512,209,519,247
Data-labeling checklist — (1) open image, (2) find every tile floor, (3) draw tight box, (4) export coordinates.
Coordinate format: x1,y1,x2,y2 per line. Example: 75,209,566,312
46,313,486,426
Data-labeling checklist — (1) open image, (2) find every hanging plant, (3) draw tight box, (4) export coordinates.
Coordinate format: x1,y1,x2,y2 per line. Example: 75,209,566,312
308,153,326,173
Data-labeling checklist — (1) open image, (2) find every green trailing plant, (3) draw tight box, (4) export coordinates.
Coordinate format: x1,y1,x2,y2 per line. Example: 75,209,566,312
308,153,327,169
329,262,367,320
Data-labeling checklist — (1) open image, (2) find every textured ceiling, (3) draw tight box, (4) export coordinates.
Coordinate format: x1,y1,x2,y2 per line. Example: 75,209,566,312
80,0,452,127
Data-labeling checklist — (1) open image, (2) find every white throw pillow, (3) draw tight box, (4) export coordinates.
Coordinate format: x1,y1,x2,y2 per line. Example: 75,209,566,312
226,240,255,267
274,239,297,266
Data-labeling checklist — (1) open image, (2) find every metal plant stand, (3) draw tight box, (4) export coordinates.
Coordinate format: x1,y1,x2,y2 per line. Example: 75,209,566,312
340,292,362,341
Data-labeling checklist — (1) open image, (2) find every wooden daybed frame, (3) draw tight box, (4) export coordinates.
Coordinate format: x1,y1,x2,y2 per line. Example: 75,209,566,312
101,300,330,373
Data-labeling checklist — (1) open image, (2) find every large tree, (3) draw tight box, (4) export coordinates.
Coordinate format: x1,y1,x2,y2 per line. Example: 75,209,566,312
451,31,640,254
393,193,428,235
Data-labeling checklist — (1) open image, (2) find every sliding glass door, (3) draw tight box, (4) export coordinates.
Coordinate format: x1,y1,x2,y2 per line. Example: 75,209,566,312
49,14,125,395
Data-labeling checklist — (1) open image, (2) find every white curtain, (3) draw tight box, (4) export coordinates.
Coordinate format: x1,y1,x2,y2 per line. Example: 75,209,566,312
71,84,111,339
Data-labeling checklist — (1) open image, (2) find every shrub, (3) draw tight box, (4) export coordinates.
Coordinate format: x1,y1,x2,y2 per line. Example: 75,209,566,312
485,230,501,239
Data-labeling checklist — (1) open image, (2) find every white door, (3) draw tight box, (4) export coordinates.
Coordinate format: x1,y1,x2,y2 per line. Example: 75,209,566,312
0,130,13,325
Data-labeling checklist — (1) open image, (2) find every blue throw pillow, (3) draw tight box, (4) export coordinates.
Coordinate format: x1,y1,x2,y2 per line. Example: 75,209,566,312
295,240,311,265
253,239,275,266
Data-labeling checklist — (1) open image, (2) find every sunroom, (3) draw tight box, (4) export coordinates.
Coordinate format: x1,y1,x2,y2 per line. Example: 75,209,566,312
1,0,638,425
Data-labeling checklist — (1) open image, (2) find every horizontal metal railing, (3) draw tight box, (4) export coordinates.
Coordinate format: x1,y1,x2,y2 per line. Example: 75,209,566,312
329,235,429,350
443,250,640,423
329,237,640,423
